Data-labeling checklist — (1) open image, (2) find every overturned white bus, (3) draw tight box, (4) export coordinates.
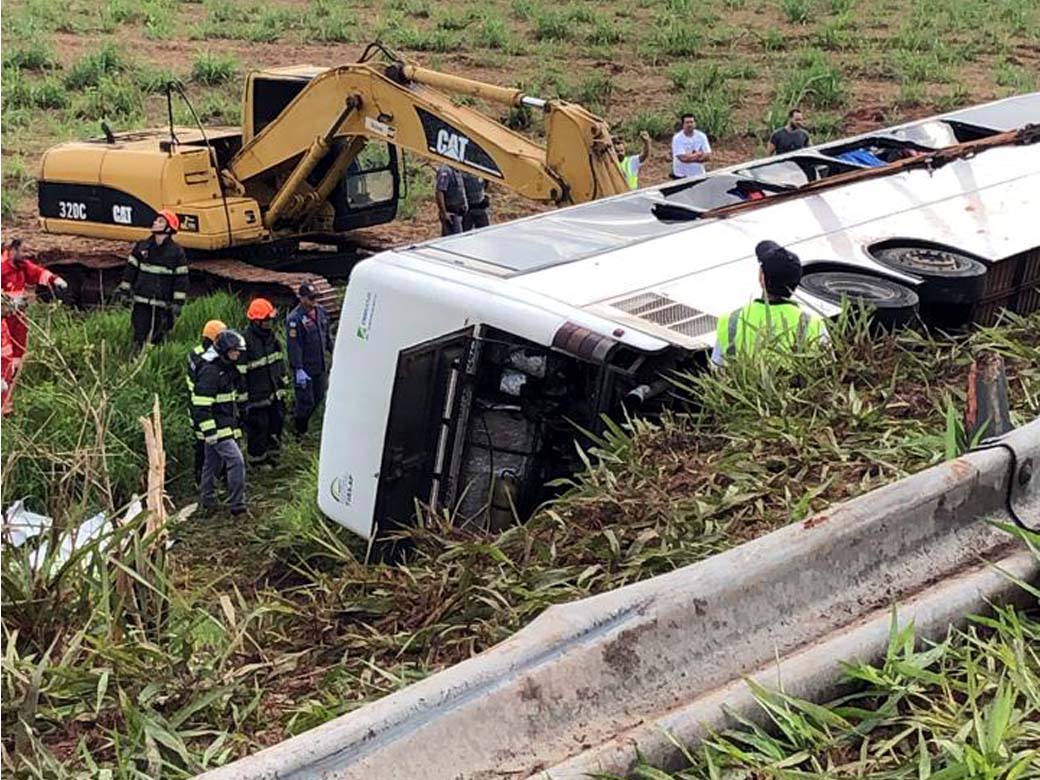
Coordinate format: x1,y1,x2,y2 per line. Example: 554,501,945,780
318,93,1040,542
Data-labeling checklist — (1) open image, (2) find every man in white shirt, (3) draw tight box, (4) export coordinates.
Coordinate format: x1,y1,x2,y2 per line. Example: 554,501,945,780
671,113,712,179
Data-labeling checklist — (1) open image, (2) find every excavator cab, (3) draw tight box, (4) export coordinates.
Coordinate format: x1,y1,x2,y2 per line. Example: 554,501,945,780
244,67,401,233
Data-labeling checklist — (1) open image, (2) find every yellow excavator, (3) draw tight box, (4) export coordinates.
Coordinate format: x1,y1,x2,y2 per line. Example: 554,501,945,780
37,44,627,283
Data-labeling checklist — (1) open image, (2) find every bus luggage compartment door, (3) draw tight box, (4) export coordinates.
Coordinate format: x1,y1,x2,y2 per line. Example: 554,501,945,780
374,327,476,540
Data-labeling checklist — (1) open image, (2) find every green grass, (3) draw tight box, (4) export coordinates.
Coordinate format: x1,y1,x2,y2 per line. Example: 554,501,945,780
190,52,238,85
779,0,814,25
622,109,676,140
4,302,1038,777
629,577,1040,779
64,43,128,90
2,41,59,72
645,18,704,57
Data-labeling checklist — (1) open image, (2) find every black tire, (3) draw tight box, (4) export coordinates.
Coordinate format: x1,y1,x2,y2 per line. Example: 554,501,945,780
871,245,987,305
801,271,919,329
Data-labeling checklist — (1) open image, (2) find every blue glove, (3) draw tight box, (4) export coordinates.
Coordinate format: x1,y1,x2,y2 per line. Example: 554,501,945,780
295,368,310,387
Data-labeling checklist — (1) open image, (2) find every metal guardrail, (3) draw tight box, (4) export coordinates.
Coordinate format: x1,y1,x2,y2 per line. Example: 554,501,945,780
198,418,1039,780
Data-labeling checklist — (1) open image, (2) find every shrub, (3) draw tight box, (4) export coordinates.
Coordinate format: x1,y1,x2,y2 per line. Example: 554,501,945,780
761,28,788,51
675,91,733,139
190,51,238,85
779,0,813,24
303,0,356,42
73,76,144,120
773,49,845,114
2,41,58,71
622,109,675,140
646,19,703,57
533,8,575,41
586,15,623,45
477,16,508,48
574,71,614,110
64,43,127,89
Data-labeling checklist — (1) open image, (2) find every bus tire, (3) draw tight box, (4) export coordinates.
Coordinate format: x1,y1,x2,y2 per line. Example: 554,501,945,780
800,271,919,329
872,245,987,303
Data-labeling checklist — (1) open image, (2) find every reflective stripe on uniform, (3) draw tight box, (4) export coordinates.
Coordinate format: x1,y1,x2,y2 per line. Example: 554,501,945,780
243,351,284,370
136,262,181,275
127,254,140,267
133,295,175,308
192,394,216,407
198,419,217,431
172,291,187,301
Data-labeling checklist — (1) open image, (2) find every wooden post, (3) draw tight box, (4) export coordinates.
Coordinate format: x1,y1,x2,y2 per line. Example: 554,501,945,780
964,352,1012,443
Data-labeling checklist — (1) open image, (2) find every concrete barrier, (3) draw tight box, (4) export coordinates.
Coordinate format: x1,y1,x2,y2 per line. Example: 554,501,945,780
199,419,1039,780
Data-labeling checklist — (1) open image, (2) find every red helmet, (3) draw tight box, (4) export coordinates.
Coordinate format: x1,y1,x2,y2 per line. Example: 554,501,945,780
246,297,277,321
157,209,180,233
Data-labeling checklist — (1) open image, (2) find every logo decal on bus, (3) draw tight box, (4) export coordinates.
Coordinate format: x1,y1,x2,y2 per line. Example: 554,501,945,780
331,472,354,505
356,291,377,341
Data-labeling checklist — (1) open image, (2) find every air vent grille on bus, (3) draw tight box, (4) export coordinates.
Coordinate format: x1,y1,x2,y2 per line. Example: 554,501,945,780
611,292,718,340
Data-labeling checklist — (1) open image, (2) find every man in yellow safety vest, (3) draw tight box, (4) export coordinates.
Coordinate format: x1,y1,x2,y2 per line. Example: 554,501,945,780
615,130,652,190
712,240,827,366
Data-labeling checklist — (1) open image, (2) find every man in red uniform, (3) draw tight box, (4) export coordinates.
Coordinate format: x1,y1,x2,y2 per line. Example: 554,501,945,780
1,296,16,414
1,238,67,362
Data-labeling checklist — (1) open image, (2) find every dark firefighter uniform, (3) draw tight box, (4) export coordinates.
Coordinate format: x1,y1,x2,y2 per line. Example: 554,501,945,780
119,236,189,346
240,319,289,465
192,331,247,514
187,341,208,482
286,288,333,435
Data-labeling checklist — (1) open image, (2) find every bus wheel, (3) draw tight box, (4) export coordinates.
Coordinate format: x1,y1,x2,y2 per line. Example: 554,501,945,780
801,271,920,329
871,244,987,327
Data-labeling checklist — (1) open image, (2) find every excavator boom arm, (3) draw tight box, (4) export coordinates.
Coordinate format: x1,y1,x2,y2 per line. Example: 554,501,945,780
227,62,627,210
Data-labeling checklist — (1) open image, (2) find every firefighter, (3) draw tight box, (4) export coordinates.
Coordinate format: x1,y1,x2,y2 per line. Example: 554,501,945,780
116,210,189,347
286,283,332,435
241,298,288,467
712,240,827,366
1,296,16,415
1,238,68,366
187,319,227,484
193,328,248,515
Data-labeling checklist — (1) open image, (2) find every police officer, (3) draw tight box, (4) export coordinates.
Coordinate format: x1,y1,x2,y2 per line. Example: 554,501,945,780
193,329,248,515
241,298,288,466
435,164,468,236
116,209,189,347
286,283,333,435
712,240,827,366
461,172,491,231
187,319,226,484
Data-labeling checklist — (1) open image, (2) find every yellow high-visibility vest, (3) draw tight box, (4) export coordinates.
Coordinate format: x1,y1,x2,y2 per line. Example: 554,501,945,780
715,299,825,360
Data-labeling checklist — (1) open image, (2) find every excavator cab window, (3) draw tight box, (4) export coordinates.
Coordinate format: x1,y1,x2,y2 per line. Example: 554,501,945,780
249,72,402,232
329,140,401,231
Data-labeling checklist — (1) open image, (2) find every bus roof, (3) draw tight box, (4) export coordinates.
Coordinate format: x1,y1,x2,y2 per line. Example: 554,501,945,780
400,92,1040,277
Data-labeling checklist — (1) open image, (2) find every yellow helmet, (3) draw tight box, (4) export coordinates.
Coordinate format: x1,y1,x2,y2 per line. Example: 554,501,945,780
202,319,227,343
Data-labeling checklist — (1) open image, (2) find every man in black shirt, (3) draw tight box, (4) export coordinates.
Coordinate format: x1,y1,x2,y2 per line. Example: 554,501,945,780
768,109,811,155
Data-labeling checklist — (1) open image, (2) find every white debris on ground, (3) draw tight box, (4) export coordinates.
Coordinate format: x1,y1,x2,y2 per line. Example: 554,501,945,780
2,496,144,571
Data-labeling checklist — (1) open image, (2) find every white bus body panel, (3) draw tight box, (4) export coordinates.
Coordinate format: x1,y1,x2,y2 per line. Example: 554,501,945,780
319,94,1040,540
318,258,671,539
524,146,1040,340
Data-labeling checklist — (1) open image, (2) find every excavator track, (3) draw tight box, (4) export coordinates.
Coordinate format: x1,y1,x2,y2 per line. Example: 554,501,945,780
36,249,350,319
